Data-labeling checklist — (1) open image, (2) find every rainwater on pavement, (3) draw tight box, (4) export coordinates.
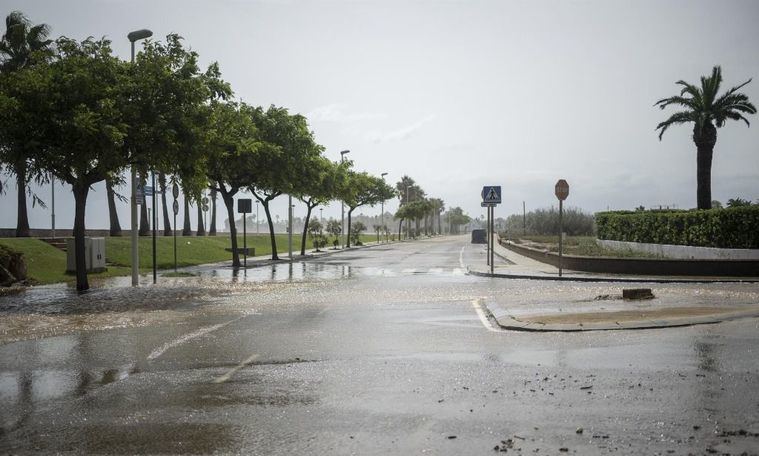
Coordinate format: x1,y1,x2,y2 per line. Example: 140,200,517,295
1,236,758,455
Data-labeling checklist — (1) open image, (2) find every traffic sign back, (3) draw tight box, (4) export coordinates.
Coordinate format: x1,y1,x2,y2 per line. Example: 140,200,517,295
481,186,502,204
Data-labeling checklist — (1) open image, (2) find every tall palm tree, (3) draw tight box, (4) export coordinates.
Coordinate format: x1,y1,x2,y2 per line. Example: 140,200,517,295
159,173,172,236
655,66,756,209
0,11,52,237
105,177,122,236
208,188,217,235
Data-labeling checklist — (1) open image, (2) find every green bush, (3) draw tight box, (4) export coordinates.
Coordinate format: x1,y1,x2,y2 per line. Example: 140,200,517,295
504,206,595,236
595,206,759,248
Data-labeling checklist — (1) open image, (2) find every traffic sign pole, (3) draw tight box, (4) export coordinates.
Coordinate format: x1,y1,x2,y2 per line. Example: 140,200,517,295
490,205,494,275
559,199,563,277
554,179,569,277
152,171,157,284
485,205,490,266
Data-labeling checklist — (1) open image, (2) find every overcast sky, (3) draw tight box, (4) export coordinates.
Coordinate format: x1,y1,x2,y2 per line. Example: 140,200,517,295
1,0,758,231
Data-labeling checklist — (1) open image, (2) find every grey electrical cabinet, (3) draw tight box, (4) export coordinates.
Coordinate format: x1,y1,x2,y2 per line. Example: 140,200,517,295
66,237,107,273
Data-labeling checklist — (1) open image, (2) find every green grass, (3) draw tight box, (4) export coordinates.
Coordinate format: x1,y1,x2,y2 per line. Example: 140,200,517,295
0,238,130,285
0,233,380,285
509,235,660,259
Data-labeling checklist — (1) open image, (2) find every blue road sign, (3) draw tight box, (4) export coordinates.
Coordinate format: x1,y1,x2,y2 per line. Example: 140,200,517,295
481,186,501,204
144,185,154,196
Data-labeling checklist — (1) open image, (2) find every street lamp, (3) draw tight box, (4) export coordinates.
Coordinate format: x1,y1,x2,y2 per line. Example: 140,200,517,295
320,207,323,224
381,172,387,243
128,28,153,287
405,185,411,240
255,200,259,234
340,150,350,248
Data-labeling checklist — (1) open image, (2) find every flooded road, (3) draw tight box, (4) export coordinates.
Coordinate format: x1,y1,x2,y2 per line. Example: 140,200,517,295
1,236,759,454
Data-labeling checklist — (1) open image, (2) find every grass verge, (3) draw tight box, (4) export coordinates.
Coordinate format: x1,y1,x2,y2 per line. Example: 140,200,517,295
0,233,379,285
508,235,660,259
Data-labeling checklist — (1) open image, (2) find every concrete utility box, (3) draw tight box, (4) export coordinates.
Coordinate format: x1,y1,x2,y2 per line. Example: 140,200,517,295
66,237,107,273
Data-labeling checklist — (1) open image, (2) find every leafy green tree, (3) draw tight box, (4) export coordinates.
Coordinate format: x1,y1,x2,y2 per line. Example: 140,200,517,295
325,219,341,248
249,105,323,260
655,66,756,209
342,172,395,247
444,207,471,234
307,219,327,251
726,197,753,208
296,157,347,255
351,221,366,245
0,11,52,237
205,102,268,267
11,37,131,290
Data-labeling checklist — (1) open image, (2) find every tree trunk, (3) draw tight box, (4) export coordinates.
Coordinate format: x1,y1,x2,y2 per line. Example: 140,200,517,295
72,183,90,292
182,195,192,236
14,163,30,237
106,177,122,236
139,174,149,236
196,199,205,236
160,174,171,236
259,199,279,260
694,123,717,210
300,204,314,256
398,218,403,240
221,190,240,267
346,208,354,248
209,189,217,235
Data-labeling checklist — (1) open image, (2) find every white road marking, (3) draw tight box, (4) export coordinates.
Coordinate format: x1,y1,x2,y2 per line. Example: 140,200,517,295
452,268,466,275
471,298,500,332
401,268,417,274
459,246,466,269
429,268,444,274
147,317,242,360
213,353,260,384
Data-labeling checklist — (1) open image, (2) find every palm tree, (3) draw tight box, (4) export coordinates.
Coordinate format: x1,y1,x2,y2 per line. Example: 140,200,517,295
655,66,756,209
0,11,52,237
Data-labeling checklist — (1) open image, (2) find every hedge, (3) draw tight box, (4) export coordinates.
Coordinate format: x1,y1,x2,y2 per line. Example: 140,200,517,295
595,206,759,249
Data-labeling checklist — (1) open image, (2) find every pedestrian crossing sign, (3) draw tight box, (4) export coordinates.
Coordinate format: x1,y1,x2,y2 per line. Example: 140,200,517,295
481,186,501,204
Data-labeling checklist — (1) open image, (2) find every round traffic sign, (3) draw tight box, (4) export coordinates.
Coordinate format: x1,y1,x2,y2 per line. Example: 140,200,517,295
172,183,179,199
172,200,179,215
555,179,569,201
202,197,209,205
202,204,209,212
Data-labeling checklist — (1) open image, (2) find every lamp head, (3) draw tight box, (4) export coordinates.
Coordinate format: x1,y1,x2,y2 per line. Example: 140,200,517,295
128,29,153,42
340,150,350,156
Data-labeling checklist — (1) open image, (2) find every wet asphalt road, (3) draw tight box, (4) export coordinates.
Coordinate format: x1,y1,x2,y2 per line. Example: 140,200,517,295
1,236,759,455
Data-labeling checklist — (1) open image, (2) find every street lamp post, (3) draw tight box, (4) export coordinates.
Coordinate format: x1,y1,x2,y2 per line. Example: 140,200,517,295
255,200,259,234
381,172,387,243
340,150,350,248
405,185,411,240
128,28,153,287
320,208,323,224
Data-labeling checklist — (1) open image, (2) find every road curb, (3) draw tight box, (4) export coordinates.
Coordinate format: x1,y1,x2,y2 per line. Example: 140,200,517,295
465,267,759,284
481,300,759,332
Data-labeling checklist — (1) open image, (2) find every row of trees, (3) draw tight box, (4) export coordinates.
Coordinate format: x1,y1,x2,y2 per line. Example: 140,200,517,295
0,12,394,291
389,175,471,237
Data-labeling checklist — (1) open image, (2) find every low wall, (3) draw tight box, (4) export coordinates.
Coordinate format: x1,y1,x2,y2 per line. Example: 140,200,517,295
501,239,759,277
597,239,759,260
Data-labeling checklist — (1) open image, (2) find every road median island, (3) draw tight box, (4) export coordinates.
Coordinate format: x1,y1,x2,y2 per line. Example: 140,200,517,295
484,302,759,332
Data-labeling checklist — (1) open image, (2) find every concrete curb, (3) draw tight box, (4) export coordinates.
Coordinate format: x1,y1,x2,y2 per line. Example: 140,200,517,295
465,266,759,284
481,300,759,332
